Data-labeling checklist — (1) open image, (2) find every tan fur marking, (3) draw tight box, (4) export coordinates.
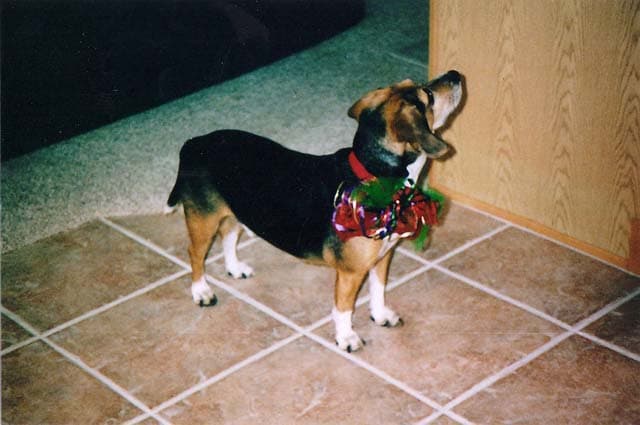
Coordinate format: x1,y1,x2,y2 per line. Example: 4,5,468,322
348,88,392,120
383,97,410,151
217,214,241,239
332,237,382,312
184,204,232,282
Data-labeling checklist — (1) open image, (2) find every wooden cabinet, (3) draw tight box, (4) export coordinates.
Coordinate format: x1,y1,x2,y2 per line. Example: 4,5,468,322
429,0,640,272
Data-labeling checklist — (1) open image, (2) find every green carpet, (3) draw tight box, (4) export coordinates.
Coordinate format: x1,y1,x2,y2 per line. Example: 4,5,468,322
1,0,429,252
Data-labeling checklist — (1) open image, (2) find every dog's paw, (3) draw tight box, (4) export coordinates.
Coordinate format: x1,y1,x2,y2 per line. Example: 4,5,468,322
191,278,217,307
226,261,254,279
370,306,403,327
335,331,366,353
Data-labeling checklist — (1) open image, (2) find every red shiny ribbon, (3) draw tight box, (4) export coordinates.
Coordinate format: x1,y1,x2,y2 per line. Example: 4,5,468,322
332,185,440,242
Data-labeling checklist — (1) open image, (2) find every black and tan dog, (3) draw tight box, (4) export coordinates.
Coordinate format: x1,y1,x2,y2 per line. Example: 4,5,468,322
166,71,463,352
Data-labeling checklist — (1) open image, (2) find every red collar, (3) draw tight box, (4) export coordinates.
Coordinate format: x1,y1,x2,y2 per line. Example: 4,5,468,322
348,150,376,182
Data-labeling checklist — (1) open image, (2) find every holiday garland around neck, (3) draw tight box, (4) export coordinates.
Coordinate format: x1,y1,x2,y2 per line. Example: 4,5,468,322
331,175,445,250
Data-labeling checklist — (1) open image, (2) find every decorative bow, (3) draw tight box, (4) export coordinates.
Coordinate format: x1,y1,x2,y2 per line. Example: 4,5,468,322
332,177,444,250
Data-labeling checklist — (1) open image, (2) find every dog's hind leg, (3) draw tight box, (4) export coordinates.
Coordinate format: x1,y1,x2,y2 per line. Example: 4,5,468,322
184,206,223,306
218,216,254,279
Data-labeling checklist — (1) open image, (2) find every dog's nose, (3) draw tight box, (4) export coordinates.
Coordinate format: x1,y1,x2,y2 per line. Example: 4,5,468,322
445,70,461,84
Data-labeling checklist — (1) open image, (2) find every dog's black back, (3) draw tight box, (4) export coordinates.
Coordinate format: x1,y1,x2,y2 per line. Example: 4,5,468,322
168,130,356,258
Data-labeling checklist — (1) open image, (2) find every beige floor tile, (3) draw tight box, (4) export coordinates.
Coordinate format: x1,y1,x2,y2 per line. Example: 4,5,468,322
1,314,33,351
206,239,424,327
111,212,192,260
110,212,250,263
51,276,293,407
454,336,640,424
160,337,432,424
405,203,504,260
442,227,640,324
585,295,640,355
429,416,462,425
1,220,181,331
315,269,561,404
2,341,142,424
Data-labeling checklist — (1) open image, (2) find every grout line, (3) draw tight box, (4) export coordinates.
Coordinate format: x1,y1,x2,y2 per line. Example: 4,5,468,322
448,199,512,226
416,331,574,425
42,270,189,337
451,201,640,278
99,216,258,269
0,306,172,425
1,306,43,356
126,263,446,422
1,331,39,357
303,263,434,333
206,236,259,265
302,330,445,413
101,212,639,425
204,273,306,333
395,222,510,267
126,333,304,425
3,217,256,356
417,285,640,424
98,217,190,268
431,265,640,363
1,306,41,343
578,331,640,362
442,411,475,425
1,269,191,357
395,223,576,333
107,223,447,414
570,286,640,331
416,411,474,425
432,265,572,331
96,212,531,422
45,339,174,425
431,223,511,265
511,220,640,278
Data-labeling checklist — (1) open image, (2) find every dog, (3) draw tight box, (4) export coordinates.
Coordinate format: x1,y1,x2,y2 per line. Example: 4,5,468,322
166,71,463,352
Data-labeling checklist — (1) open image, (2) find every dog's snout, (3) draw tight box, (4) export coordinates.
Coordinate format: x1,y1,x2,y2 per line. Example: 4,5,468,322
425,70,462,90
445,70,461,84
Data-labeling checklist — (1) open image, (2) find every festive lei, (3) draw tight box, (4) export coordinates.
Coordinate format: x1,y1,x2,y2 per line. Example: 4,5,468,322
332,177,445,250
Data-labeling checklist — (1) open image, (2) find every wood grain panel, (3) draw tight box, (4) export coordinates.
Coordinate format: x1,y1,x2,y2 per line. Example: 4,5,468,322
429,0,640,269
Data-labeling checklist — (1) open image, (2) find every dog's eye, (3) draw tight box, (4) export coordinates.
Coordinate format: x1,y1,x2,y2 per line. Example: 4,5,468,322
403,92,427,115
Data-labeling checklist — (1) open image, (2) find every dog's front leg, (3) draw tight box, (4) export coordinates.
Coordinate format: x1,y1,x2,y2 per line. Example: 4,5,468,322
333,269,367,352
369,250,403,327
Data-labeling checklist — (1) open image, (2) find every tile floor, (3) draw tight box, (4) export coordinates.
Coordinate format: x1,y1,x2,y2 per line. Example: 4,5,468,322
2,203,639,424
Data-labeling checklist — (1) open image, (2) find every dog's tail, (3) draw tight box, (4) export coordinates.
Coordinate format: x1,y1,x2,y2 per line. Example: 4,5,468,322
164,181,182,214
164,151,186,215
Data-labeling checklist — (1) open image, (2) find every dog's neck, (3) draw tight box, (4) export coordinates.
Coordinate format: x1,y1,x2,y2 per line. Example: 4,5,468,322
405,151,428,185
349,149,428,186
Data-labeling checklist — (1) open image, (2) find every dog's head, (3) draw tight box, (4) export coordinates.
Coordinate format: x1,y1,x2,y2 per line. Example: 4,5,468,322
348,70,463,178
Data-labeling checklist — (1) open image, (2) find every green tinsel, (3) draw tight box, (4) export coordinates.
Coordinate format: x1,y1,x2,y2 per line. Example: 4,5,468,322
347,177,446,251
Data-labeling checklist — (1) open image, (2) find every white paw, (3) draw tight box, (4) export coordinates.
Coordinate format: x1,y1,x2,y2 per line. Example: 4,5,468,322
336,330,365,353
370,306,403,327
226,261,254,279
191,278,217,307
332,308,365,353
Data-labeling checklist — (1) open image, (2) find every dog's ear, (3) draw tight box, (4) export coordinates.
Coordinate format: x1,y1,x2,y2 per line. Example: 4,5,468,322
348,88,390,121
392,102,449,158
349,79,416,121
